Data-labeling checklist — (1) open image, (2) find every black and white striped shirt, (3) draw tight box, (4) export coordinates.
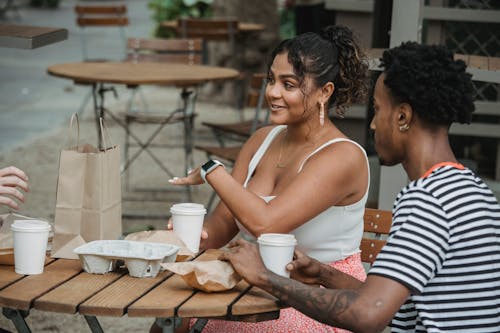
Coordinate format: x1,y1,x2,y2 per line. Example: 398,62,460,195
369,165,500,332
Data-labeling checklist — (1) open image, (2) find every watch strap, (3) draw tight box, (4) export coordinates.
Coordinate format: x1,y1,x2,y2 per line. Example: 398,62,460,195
201,159,225,183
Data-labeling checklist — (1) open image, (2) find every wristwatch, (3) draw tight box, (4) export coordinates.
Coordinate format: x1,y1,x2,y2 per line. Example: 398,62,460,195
200,159,225,183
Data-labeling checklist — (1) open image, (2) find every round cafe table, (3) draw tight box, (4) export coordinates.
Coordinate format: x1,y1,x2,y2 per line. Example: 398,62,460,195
47,62,239,199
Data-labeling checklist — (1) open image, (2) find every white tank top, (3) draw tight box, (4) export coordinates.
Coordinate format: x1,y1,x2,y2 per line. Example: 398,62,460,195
236,125,370,263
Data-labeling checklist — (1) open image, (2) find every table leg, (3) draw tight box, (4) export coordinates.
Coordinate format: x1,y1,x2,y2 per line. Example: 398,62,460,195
91,83,102,149
2,308,31,333
155,317,181,333
91,82,118,150
180,88,197,201
84,315,104,333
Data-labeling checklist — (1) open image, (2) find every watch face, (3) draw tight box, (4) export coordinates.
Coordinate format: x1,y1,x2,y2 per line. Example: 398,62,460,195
202,160,216,171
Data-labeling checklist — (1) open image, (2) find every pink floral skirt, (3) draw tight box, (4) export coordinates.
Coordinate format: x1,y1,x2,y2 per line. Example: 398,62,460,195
190,252,366,333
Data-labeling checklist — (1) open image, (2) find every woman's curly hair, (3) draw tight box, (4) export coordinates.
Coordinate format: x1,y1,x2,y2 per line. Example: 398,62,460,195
380,42,475,125
268,25,369,116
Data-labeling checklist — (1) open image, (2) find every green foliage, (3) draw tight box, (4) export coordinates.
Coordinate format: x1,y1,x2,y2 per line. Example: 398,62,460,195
279,7,295,40
148,0,214,37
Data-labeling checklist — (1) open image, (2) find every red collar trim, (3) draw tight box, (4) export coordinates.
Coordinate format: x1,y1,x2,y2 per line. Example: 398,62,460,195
422,162,465,179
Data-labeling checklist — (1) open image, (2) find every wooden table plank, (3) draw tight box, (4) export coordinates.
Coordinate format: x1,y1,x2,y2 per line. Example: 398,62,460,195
231,286,279,316
79,271,170,317
110,249,222,317
0,265,23,290
128,274,195,318
0,256,56,289
177,280,250,318
0,259,81,310
34,271,124,314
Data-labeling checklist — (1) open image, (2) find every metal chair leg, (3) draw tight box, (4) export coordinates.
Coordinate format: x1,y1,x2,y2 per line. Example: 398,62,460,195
189,319,208,333
155,317,181,333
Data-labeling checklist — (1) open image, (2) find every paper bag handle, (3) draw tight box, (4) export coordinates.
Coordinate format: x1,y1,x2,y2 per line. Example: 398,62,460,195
67,113,80,148
99,117,114,150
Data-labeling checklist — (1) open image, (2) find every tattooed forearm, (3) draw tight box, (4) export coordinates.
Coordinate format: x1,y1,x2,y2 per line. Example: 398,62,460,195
266,272,360,329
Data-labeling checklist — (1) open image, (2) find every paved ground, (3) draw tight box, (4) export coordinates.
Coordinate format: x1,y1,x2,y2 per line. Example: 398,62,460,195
0,0,153,152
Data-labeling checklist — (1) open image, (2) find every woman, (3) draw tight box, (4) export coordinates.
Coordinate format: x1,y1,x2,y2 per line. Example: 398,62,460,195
222,42,500,332
166,25,369,332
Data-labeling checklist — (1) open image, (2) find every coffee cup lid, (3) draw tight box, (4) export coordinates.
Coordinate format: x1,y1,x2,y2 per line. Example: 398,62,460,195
11,220,51,232
170,203,207,215
257,233,297,246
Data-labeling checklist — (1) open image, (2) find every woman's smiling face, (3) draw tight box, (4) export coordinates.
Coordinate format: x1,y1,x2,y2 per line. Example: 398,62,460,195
266,52,319,125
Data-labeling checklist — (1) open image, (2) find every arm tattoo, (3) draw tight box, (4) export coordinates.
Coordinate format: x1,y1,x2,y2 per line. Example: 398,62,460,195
266,272,360,329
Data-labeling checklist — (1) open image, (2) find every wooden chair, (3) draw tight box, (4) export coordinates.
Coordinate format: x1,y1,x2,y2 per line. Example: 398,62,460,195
75,4,129,61
121,37,204,199
201,73,268,146
176,17,238,63
361,208,393,266
125,37,204,113
175,17,248,114
74,4,129,116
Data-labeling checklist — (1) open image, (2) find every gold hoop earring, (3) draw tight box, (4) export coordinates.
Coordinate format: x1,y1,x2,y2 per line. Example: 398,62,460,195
399,123,410,132
319,102,325,126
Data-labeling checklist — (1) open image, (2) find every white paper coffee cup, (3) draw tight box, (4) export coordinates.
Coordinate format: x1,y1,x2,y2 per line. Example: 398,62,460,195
257,233,297,277
11,220,51,275
170,203,207,253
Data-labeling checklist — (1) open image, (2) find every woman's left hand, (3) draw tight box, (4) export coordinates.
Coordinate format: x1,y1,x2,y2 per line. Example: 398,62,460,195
168,167,204,185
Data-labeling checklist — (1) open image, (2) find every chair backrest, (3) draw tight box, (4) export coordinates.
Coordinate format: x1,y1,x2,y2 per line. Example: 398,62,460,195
176,17,238,41
361,208,392,266
176,17,238,64
247,73,269,133
126,38,204,65
75,4,129,60
75,5,128,26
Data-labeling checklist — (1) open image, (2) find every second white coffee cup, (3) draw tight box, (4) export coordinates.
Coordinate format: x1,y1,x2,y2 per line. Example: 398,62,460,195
170,203,207,253
11,219,51,275
257,233,297,278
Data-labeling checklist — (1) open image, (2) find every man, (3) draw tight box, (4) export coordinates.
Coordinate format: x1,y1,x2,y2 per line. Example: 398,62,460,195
221,42,500,332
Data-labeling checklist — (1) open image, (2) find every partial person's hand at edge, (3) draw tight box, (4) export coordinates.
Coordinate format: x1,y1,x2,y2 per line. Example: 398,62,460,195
0,166,29,210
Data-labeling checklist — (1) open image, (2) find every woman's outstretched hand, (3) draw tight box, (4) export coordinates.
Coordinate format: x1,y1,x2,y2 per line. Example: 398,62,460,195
0,166,29,210
168,167,204,185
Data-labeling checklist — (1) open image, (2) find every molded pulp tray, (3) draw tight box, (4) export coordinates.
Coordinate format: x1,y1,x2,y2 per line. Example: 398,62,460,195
74,240,179,278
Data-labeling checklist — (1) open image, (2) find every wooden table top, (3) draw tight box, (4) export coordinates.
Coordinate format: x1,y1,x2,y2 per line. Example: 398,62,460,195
47,62,239,87
0,249,279,322
0,23,68,49
161,20,264,33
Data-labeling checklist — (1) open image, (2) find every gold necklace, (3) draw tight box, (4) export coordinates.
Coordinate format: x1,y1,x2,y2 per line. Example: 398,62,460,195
276,129,288,168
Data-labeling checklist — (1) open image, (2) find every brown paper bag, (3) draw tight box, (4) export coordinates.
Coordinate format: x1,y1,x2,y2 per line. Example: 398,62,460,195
162,260,241,292
51,114,122,259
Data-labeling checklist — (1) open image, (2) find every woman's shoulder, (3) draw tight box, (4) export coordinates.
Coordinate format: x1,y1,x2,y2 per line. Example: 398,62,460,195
247,125,284,145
